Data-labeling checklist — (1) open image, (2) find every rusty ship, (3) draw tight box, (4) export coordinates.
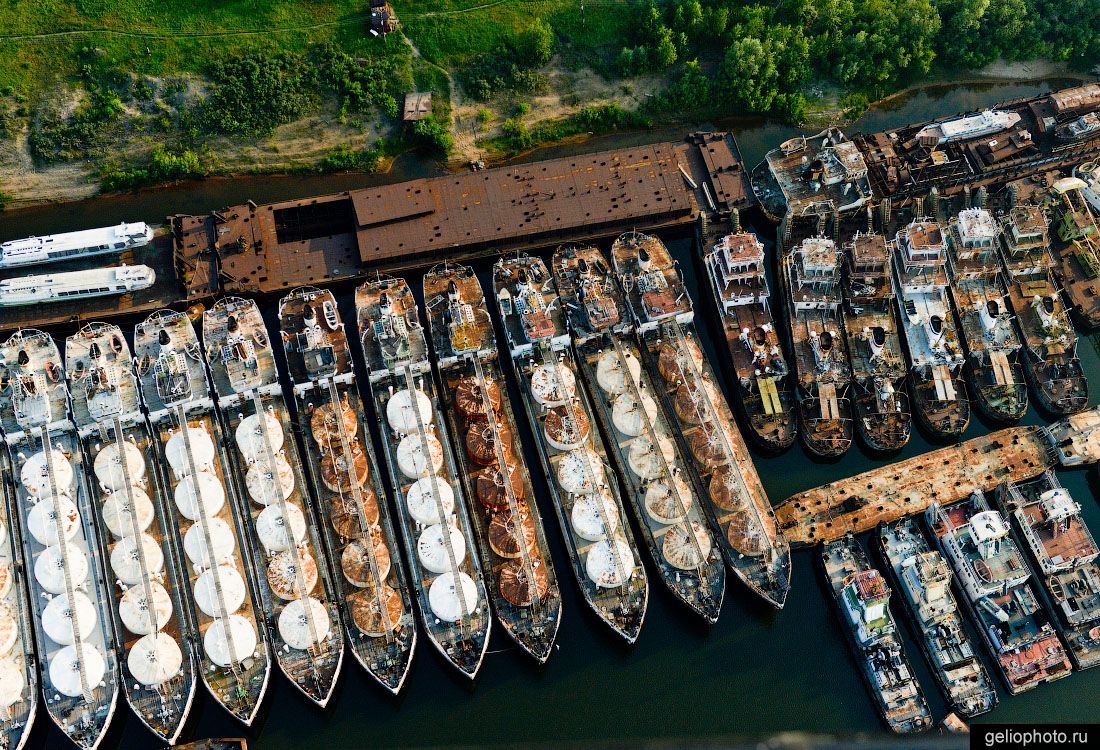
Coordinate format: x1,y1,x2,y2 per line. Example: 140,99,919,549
944,208,1028,422
927,491,1072,694
781,235,854,458
611,231,789,609
999,204,1088,415
355,274,491,678
997,473,1100,670
65,322,196,744
278,287,417,693
423,263,562,662
821,534,932,734
0,329,119,749
493,253,648,643
702,232,796,452
133,309,272,725
879,517,998,717
202,298,345,706
0,447,37,750
841,230,911,452
551,244,725,622
891,218,971,438
1049,175,1100,328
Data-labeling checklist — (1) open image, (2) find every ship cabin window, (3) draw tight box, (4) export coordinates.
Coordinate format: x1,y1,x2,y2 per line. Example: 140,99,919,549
114,242,125,249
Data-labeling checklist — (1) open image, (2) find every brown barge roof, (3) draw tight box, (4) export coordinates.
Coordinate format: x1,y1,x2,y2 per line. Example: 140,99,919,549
184,141,707,296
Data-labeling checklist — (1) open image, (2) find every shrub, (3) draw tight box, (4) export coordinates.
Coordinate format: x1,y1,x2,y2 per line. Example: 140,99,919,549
193,52,318,136
99,145,205,191
409,116,453,156
317,144,382,173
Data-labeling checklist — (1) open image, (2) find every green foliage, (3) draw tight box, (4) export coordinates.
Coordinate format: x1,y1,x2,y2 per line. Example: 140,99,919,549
0,189,12,211
316,144,382,173
30,87,126,163
99,145,205,191
192,51,318,136
409,116,453,156
459,22,555,101
490,103,651,155
315,43,405,120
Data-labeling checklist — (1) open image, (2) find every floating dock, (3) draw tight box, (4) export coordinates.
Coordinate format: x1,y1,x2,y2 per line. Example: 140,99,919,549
778,408,1100,546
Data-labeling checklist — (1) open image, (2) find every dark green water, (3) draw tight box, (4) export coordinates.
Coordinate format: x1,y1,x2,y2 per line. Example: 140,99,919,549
2,78,1097,750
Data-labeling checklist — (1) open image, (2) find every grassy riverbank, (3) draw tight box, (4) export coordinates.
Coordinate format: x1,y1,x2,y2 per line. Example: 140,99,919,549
0,1,1096,209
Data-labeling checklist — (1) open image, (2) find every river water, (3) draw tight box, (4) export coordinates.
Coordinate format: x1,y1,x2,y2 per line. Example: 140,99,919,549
3,79,1098,750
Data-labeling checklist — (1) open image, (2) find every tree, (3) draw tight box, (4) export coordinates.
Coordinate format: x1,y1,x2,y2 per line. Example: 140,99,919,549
719,37,780,112
653,26,679,68
517,18,555,67
410,116,453,156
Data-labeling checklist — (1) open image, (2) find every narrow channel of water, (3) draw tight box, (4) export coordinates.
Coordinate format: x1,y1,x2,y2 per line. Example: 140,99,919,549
4,77,1097,750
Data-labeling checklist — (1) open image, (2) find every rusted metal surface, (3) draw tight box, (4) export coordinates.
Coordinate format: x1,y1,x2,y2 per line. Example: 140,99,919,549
776,425,1053,546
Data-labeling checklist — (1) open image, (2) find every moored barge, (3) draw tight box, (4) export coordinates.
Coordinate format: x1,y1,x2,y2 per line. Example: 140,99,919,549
0,329,119,749
278,287,417,693
355,275,491,678
493,253,648,643
611,232,789,608
944,209,1027,422
0,449,37,750
821,534,931,734
423,264,562,662
65,323,196,744
202,298,344,706
841,232,911,451
781,236,854,457
927,491,1072,694
702,232,796,452
879,518,997,717
891,219,970,438
997,473,1100,669
999,205,1088,415
133,310,271,725
551,245,724,623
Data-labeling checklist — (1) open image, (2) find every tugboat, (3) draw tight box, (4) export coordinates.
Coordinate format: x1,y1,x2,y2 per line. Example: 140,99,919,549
945,208,1028,422
702,232,796,451
892,219,970,438
879,518,998,717
997,473,1100,670
355,275,491,679
134,310,272,725
0,449,36,750
927,492,1072,694
610,231,788,609
65,323,196,743
821,534,932,734
999,205,1088,415
551,245,725,623
423,264,562,662
202,298,345,707
781,236,854,458
0,329,119,749
494,254,648,643
278,288,417,693
841,231,911,451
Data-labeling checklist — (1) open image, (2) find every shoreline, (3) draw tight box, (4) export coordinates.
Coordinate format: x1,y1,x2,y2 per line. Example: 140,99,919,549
1,65,1094,215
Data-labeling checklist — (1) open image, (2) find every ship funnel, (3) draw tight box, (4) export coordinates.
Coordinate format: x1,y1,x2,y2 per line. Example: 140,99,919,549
638,247,651,271
447,280,459,300
227,315,238,333
868,326,886,358
516,269,529,288
926,315,945,349
158,329,171,347
88,342,101,360
1034,295,1057,327
17,350,28,366
876,377,895,403
977,299,1000,335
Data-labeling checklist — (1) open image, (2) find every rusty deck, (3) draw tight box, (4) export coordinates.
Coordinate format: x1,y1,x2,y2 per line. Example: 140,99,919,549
776,426,1053,546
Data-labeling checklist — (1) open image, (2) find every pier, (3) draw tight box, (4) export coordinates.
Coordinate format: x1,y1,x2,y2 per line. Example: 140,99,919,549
776,408,1100,546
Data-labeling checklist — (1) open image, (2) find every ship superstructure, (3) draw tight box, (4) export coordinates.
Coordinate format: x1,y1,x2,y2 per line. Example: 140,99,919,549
133,310,271,725
879,518,997,717
278,287,416,692
355,275,491,678
927,491,1072,693
423,264,562,662
0,329,119,749
821,535,931,734
945,208,1028,422
0,266,155,308
0,222,153,270
781,236,854,457
494,253,647,643
891,219,970,437
999,205,1088,414
915,110,1022,146
841,231,911,451
997,473,1100,669
551,245,724,622
202,298,344,706
0,448,37,750
611,232,788,608
702,232,796,451
65,323,196,743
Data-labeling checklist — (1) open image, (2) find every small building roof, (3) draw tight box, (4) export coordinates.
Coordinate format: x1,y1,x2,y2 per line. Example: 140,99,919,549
403,92,432,121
